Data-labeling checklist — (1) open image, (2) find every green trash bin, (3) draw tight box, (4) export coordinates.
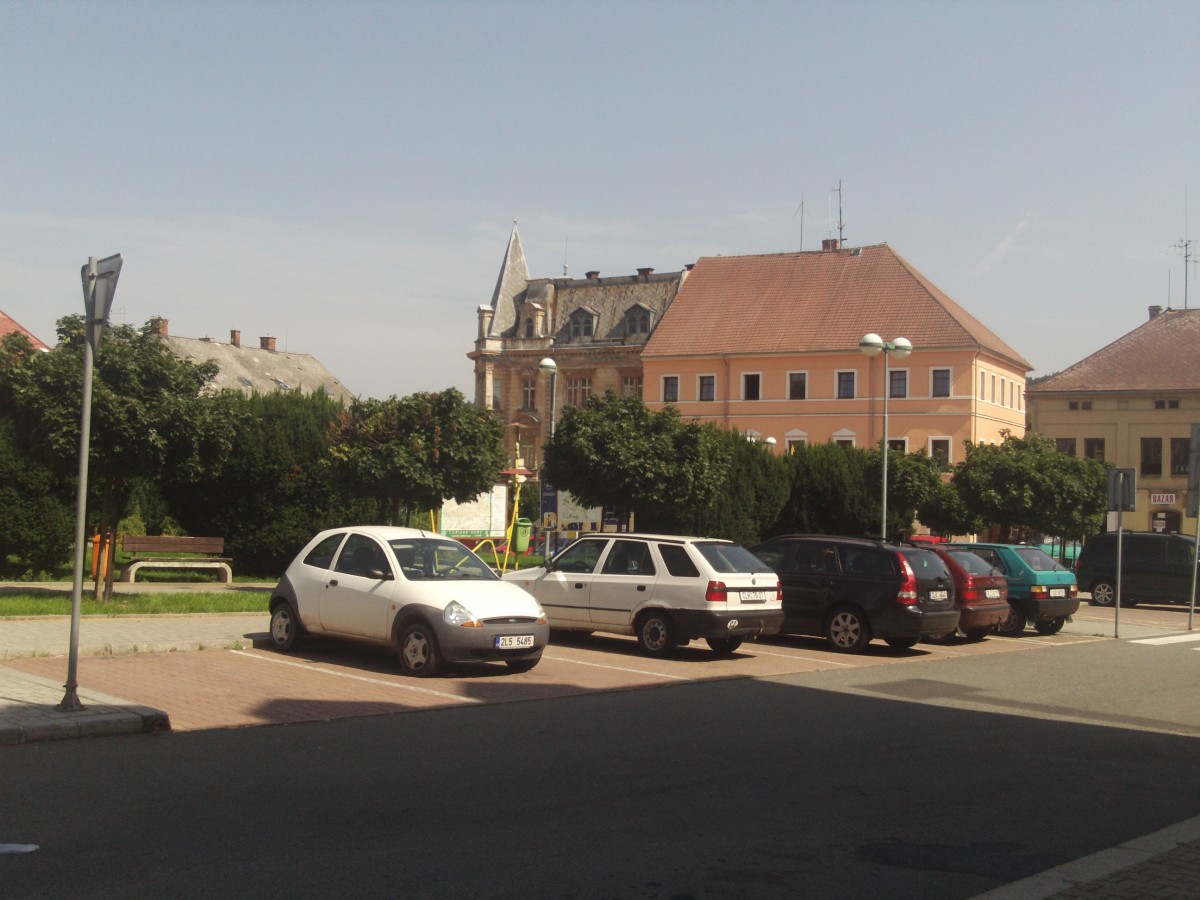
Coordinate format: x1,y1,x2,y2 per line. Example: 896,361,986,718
513,518,532,553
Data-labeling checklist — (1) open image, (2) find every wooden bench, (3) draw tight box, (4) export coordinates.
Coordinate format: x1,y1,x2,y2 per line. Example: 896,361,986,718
119,536,233,583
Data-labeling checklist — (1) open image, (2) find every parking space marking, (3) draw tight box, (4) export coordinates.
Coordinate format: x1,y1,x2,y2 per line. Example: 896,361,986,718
1130,632,1200,646
230,650,482,702
540,654,690,680
748,646,856,666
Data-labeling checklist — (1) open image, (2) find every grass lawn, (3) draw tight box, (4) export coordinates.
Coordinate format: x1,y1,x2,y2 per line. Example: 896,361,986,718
0,591,271,617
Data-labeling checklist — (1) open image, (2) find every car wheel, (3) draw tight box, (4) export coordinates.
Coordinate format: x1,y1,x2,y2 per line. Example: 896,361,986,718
505,658,539,673
964,628,992,642
825,606,871,653
398,622,442,677
1090,579,1116,607
1035,616,1066,636
885,637,919,650
706,637,742,655
636,611,676,657
269,603,302,651
995,606,1027,637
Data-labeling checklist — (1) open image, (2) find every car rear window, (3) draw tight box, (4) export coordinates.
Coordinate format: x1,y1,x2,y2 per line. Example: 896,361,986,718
944,549,996,576
899,548,951,580
694,542,772,574
1013,547,1069,572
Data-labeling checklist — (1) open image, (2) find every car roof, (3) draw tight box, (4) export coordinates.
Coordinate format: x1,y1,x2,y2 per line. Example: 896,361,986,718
316,526,447,541
571,533,733,543
763,534,893,550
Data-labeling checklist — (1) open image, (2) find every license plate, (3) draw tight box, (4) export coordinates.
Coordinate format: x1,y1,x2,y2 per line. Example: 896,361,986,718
739,591,768,603
495,634,534,649
1050,588,1065,597
930,590,948,601
985,589,1000,599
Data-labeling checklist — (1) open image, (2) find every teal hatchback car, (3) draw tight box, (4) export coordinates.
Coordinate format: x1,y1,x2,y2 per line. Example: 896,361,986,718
945,543,1079,636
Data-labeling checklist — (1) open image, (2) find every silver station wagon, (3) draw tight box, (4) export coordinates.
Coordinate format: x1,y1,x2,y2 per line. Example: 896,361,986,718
503,533,783,657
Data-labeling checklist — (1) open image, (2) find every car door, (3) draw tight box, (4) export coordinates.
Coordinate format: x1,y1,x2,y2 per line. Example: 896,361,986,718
319,533,396,639
1159,537,1195,603
534,538,609,626
777,540,840,635
588,538,659,627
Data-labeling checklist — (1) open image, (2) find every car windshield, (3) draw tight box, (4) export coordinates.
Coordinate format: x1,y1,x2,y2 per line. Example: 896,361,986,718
694,542,773,574
945,549,997,576
1013,547,1070,572
388,538,498,580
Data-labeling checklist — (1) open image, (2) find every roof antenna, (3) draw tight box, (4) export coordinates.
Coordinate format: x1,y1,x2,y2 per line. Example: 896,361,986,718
792,192,805,250
832,179,845,245
562,234,569,277
1171,189,1192,309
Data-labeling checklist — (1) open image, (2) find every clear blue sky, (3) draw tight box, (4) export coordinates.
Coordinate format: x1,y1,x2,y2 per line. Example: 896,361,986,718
3,1,1197,400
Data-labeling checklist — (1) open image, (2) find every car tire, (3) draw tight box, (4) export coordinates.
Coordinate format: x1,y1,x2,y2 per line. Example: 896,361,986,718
825,606,871,653
398,622,442,677
995,606,1027,637
1035,616,1066,636
964,628,992,642
1090,579,1116,607
885,637,919,650
505,657,540,673
636,611,676,657
269,603,302,652
706,637,742,655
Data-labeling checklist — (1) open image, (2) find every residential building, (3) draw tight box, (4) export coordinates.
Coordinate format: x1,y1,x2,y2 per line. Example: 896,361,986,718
155,320,355,404
641,241,1030,462
1027,305,1200,534
0,309,50,351
467,224,688,467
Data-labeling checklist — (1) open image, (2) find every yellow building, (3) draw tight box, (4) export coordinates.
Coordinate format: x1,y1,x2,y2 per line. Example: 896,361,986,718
641,241,1029,462
1027,306,1200,534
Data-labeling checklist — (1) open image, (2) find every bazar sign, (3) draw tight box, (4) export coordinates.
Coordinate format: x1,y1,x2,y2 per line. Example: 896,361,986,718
1151,493,1177,505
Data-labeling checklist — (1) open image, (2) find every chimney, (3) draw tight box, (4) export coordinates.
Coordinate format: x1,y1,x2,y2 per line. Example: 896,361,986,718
260,336,277,352
585,270,600,280
1149,305,1163,320
637,267,654,280
230,329,241,348
153,318,168,336
821,238,840,251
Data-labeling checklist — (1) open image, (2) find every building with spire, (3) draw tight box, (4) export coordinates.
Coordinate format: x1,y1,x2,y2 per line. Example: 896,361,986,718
468,223,689,467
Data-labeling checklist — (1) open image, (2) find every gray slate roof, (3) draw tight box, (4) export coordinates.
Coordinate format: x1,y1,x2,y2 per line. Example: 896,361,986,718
164,335,355,403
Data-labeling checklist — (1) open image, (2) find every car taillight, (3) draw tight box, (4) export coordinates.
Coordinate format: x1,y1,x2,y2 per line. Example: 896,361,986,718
775,579,783,603
897,557,918,604
960,584,979,602
1030,585,1048,599
706,581,728,603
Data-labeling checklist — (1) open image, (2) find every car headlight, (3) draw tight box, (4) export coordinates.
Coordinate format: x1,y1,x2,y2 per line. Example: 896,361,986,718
444,600,483,628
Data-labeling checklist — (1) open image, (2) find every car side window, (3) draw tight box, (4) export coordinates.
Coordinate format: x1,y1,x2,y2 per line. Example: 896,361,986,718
334,534,391,578
658,544,701,577
973,548,1005,573
790,542,835,574
1166,539,1194,566
602,540,657,576
842,549,892,577
303,534,345,570
553,539,606,574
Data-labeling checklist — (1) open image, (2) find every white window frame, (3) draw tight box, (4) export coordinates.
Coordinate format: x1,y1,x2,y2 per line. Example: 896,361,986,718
787,370,808,400
929,437,953,465
662,375,680,403
888,368,909,399
697,374,717,402
931,367,952,398
835,370,857,400
742,371,762,401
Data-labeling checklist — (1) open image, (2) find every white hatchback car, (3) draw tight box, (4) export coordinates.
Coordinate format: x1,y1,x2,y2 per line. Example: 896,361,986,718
503,533,782,657
270,526,549,677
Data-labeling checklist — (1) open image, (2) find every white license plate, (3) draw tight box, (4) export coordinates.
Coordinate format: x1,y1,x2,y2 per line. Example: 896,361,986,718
930,590,949,601
1050,588,1065,597
985,589,1000,599
739,591,769,603
495,634,534,649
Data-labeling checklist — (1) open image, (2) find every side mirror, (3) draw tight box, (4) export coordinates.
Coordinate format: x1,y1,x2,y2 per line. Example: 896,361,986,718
365,567,394,581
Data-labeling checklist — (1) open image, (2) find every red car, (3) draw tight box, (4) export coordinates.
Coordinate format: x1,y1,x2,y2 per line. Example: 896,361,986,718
929,545,1010,640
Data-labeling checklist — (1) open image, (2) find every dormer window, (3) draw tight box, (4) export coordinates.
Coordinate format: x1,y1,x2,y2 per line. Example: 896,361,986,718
568,308,597,340
624,304,652,337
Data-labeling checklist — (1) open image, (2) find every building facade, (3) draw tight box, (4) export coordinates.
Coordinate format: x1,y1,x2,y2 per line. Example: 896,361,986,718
641,242,1030,461
1027,305,1200,534
468,224,688,468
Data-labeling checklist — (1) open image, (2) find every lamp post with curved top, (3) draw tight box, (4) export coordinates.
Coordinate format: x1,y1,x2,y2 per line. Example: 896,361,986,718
538,357,557,439
859,333,912,540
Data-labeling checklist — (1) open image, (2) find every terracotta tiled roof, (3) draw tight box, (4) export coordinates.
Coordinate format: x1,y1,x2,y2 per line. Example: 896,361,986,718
0,309,50,351
641,244,1030,369
1027,308,1200,393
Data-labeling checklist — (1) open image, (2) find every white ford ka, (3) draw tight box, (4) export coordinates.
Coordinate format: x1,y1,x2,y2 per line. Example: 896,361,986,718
269,526,549,677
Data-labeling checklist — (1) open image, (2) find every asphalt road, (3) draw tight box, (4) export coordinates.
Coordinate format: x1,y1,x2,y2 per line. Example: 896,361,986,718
3,625,1200,899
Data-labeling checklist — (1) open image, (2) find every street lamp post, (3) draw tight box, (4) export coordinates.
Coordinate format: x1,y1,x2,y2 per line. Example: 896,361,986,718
859,333,912,540
538,357,557,438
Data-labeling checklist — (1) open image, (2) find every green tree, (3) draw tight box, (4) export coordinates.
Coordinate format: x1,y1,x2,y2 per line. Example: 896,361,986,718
0,417,73,576
772,442,878,537
1,316,241,537
328,389,506,526
686,431,789,544
543,391,730,531
875,448,947,539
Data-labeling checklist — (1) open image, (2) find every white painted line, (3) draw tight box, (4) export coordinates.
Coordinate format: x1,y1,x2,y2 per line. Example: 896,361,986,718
1130,632,1200,645
230,650,481,702
744,647,856,666
0,844,38,854
540,655,690,680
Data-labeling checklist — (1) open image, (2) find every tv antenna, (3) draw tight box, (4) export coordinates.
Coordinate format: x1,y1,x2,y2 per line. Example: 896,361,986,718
1172,190,1193,309
832,179,845,245
792,192,805,250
